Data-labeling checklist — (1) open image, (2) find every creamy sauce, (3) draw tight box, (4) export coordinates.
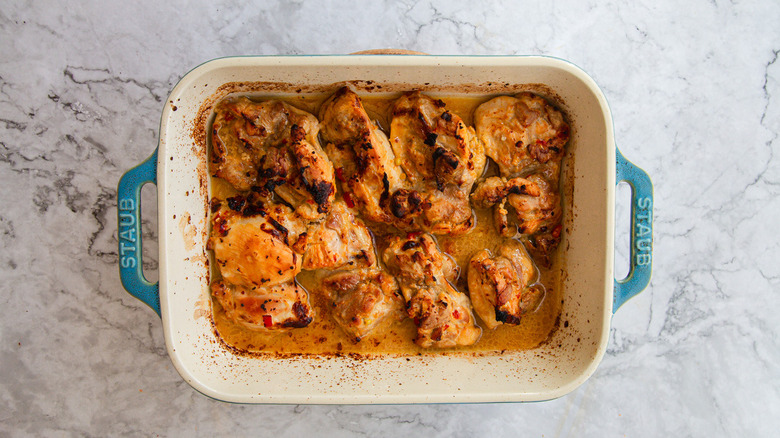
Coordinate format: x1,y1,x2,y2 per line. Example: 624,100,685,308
209,93,565,356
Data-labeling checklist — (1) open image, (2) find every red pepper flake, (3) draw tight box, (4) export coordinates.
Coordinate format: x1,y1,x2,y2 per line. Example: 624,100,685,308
343,191,355,208
335,167,345,182
263,315,273,328
552,224,562,239
452,310,461,319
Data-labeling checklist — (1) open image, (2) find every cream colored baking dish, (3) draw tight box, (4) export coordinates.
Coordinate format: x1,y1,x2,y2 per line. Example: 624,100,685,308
118,55,653,403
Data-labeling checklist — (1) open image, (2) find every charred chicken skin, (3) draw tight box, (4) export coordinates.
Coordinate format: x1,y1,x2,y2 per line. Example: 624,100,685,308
390,92,485,234
320,87,485,234
319,87,409,225
383,233,481,348
211,96,335,220
208,195,313,330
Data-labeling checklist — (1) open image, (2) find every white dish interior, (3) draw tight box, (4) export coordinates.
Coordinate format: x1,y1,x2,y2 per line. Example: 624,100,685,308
156,56,615,403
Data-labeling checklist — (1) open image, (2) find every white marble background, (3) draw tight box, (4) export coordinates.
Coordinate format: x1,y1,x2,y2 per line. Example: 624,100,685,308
1,0,778,436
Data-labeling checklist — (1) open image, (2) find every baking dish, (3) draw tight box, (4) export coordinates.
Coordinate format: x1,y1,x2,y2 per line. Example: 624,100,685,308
117,55,653,403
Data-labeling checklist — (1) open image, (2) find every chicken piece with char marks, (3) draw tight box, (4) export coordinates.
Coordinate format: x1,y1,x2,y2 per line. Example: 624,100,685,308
208,194,313,330
211,96,335,220
468,239,544,329
319,87,409,225
471,174,561,238
288,197,400,341
383,234,481,348
209,194,307,287
473,92,569,264
474,93,568,178
212,281,312,330
390,92,486,234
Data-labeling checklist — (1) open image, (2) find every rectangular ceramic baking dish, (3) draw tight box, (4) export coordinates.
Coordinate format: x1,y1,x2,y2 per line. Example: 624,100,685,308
117,55,653,404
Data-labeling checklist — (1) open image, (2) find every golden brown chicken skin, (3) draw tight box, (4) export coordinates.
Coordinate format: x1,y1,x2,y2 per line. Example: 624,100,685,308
320,267,403,341
319,87,409,225
473,93,569,264
471,174,561,237
474,93,568,178
209,197,305,288
212,280,312,330
295,201,377,271
467,239,544,329
208,195,314,330
390,92,485,234
211,96,335,220
383,234,481,348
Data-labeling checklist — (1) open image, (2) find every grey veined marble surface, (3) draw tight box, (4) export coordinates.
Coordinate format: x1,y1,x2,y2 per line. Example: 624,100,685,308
1,1,778,436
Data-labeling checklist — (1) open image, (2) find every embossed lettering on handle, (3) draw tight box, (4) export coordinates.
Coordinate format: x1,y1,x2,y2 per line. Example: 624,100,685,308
635,197,653,266
119,198,138,269
614,148,654,312
117,150,161,316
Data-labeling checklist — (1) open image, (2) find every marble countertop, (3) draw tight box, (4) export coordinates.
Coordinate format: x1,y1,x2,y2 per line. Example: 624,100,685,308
1,1,778,436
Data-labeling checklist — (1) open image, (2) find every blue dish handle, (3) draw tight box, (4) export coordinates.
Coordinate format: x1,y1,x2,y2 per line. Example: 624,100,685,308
117,149,161,316
613,148,653,312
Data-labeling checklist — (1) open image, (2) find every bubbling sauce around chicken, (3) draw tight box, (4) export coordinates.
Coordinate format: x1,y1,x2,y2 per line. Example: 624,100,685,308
207,88,569,356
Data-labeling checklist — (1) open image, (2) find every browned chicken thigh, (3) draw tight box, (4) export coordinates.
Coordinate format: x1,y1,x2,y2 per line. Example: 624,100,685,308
212,280,313,330
319,87,409,225
209,196,307,287
211,96,335,220
468,239,544,329
295,201,377,271
320,88,485,235
383,233,481,348
287,197,400,340
320,267,403,341
471,174,561,237
390,92,485,234
208,195,313,330
474,93,568,178
473,92,569,264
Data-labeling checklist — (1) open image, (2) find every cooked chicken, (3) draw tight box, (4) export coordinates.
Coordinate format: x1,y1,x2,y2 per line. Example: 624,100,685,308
382,233,459,285
212,280,312,330
471,174,561,237
390,92,485,234
474,93,569,178
470,176,541,208
473,93,569,263
319,87,409,225
209,197,306,288
383,233,481,348
211,96,335,220
208,193,315,330
320,267,403,341
467,239,544,329
295,201,377,271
